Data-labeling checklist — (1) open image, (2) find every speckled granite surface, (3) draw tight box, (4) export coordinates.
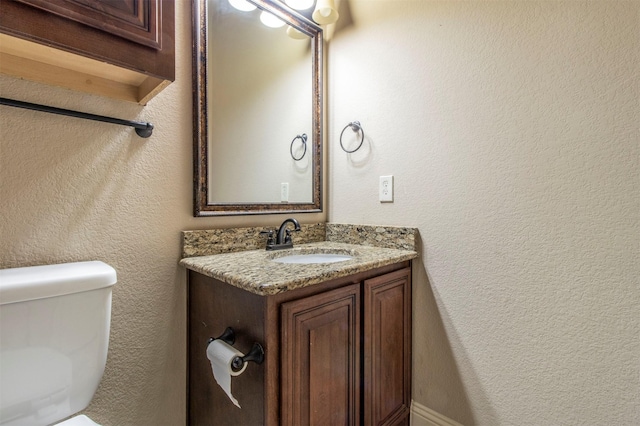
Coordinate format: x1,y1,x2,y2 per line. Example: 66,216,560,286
182,223,326,257
179,241,417,296
180,223,419,296
182,223,417,257
326,224,417,251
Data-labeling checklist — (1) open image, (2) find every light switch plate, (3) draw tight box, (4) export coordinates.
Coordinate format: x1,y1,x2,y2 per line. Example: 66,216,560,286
281,182,289,202
379,175,393,202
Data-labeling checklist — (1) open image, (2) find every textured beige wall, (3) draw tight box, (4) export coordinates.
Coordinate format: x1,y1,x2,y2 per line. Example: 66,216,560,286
2,1,638,425
328,1,639,425
0,1,323,425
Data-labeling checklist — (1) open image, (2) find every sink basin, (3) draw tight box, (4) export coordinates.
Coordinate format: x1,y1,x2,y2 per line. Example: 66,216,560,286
270,247,357,264
272,253,353,264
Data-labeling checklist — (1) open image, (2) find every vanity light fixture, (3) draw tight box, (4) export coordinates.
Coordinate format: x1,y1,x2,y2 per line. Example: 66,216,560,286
228,0,256,12
312,0,339,25
260,10,286,28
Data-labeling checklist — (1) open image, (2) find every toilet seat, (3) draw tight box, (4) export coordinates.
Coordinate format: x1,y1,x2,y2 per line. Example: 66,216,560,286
56,415,101,426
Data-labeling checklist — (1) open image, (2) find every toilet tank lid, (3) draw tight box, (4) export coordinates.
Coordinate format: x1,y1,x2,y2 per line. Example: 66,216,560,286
0,261,116,305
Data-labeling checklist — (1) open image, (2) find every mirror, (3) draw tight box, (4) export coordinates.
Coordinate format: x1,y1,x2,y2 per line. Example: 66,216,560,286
193,0,323,216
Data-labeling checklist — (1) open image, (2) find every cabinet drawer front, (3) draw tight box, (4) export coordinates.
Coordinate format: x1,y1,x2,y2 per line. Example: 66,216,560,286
281,283,361,426
364,268,412,426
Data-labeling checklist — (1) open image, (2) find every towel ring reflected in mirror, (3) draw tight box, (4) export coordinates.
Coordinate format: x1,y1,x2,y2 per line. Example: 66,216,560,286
290,133,307,161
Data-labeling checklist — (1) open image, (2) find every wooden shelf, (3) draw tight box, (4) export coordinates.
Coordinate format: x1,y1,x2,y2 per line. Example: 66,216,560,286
0,33,170,105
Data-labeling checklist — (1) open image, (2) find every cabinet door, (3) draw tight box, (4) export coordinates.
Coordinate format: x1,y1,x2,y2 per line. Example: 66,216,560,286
0,0,174,80
364,268,412,426
281,284,360,426
14,0,162,48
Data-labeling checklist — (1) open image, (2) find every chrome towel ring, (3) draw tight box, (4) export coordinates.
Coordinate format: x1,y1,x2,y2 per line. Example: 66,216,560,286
290,133,307,161
339,121,364,153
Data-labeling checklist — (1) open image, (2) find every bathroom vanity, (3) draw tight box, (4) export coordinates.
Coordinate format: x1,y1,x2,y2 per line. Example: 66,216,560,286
182,238,417,426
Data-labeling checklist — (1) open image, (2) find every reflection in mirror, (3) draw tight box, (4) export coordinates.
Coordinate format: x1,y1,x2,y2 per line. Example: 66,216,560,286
209,1,311,203
193,0,323,216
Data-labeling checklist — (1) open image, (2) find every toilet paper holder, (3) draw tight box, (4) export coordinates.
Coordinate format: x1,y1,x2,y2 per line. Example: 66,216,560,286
208,327,265,372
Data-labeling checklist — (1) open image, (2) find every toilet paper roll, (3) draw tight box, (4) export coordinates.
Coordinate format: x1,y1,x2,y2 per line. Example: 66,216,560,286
206,339,247,408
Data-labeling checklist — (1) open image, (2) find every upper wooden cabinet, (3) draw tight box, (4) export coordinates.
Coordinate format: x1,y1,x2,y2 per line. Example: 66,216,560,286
0,0,175,104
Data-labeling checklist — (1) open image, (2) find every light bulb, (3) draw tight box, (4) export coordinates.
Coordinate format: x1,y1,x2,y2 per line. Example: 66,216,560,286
285,0,314,10
228,0,256,12
312,0,338,25
287,26,308,40
260,11,285,28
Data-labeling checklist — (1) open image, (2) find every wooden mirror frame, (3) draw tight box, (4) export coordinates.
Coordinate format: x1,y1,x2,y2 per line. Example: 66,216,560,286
192,0,323,216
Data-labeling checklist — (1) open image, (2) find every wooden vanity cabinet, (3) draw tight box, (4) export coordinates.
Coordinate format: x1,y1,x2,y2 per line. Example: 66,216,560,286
0,0,175,104
281,284,361,425
187,261,411,426
362,269,412,425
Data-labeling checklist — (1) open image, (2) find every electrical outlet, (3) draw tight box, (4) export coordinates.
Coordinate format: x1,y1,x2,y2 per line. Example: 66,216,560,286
281,182,289,202
379,175,393,202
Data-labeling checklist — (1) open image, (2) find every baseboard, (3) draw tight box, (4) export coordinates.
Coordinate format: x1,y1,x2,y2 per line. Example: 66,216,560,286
410,400,463,426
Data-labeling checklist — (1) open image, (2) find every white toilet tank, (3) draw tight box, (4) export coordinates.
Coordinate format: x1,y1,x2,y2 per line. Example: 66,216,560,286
0,261,117,426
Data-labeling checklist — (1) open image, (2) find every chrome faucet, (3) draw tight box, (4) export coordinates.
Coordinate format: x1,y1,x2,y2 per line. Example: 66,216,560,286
261,218,301,250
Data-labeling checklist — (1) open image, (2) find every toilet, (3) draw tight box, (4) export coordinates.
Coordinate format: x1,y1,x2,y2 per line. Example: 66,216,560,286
0,261,117,426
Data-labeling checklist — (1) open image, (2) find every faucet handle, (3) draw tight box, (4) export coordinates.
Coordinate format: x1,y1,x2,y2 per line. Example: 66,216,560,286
284,228,300,244
260,230,275,246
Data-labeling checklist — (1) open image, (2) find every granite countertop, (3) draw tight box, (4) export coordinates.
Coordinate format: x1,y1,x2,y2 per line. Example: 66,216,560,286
180,241,418,296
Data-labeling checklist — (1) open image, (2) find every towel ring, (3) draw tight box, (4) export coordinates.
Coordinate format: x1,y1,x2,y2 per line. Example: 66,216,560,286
290,133,308,161
340,121,364,153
